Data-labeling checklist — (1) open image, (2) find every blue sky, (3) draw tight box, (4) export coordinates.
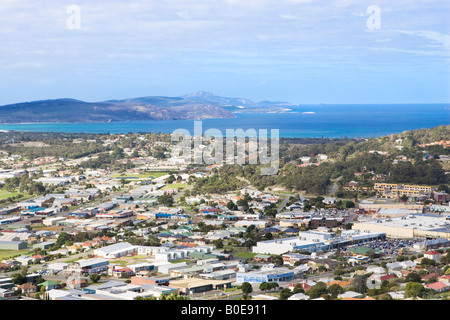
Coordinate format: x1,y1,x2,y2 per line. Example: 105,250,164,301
0,0,449,105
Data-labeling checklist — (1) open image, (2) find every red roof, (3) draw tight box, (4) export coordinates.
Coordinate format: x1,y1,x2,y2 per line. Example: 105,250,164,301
425,251,441,255
425,281,449,290
439,275,450,281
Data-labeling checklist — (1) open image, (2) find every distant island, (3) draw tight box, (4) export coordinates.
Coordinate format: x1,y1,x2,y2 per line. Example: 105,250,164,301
0,91,298,124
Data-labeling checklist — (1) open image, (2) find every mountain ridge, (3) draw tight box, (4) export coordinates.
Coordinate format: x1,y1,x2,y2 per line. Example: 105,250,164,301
0,92,297,123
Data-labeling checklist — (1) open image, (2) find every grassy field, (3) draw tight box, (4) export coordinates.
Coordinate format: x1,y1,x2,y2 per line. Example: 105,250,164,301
0,190,27,201
0,249,30,260
232,251,258,259
162,183,185,190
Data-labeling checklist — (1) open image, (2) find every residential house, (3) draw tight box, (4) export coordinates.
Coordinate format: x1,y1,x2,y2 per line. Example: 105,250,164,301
425,281,450,293
38,280,60,291
18,283,37,294
424,250,441,262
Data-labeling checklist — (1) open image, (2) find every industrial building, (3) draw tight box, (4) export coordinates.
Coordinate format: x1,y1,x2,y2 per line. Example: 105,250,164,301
252,229,386,255
352,214,450,239
236,267,295,284
93,242,137,259
0,240,27,250
66,258,109,274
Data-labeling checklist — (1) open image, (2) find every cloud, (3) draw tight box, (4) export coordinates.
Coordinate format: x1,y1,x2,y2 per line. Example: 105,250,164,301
396,30,450,51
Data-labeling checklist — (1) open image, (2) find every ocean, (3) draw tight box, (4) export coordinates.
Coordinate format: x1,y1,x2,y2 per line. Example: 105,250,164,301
0,104,448,138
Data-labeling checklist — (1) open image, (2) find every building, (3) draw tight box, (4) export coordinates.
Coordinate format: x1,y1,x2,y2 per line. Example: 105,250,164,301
0,240,27,250
66,258,109,275
168,277,233,294
282,253,311,266
93,242,138,259
374,183,436,199
434,192,450,203
352,214,450,239
424,250,441,262
252,230,385,255
236,267,295,284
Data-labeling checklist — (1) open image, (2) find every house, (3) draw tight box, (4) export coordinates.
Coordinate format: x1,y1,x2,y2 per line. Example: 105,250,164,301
327,280,352,288
366,265,386,274
288,292,310,300
425,281,450,293
109,267,135,278
388,291,405,299
438,275,450,284
424,250,441,262
421,273,438,282
66,278,88,289
297,280,316,291
38,280,60,291
282,253,311,266
338,291,363,299
369,273,396,282
18,283,37,294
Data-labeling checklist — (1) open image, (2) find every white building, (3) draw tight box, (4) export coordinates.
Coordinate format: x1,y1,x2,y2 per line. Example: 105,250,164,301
93,242,138,259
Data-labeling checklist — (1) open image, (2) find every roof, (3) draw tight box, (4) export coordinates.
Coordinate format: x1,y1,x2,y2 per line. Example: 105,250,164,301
38,280,59,287
426,281,449,290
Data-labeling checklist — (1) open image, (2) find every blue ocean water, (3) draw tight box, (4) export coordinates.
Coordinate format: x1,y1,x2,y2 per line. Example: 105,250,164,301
0,104,448,138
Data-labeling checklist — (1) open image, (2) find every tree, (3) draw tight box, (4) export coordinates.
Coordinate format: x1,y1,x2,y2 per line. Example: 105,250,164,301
267,282,279,291
405,282,425,299
213,239,224,249
378,293,393,300
279,288,293,300
158,195,174,207
226,200,237,210
272,255,284,267
328,283,344,299
292,284,304,294
159,292,189,300
11,273,27,285
241,282,253,299
89,274,101,283
404,272,422,283
259,282,268,292
307,282,328,299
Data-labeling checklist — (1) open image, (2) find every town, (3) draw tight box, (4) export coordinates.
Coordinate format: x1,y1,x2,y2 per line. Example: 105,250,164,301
0,127,449,301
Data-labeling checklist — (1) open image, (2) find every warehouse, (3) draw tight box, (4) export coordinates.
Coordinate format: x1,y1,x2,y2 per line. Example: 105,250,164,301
252,229,386,255
169,277,233,294
0,240,28,250
67,258,109,274
43,217,66,226
93,242,137,259
352,214,450,239
236,267,295,284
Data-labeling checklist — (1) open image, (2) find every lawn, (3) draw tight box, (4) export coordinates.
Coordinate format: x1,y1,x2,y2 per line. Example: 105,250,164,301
162,183,185,190
0,249,30,260
233,251,258,259
0,190,29,201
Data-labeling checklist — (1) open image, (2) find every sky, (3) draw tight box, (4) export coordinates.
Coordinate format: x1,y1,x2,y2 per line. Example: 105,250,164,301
0,0,449,105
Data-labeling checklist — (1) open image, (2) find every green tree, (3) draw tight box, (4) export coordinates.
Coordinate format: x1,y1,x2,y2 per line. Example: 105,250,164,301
405,282,426,299
279,288,293,300
404,272,422,283
328,283,344,299
259,282,268,292
89,274,101,283
307,282,328,299
241,282,253,299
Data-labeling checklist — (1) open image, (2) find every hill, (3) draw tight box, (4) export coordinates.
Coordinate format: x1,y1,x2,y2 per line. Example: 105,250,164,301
0,92,298,123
